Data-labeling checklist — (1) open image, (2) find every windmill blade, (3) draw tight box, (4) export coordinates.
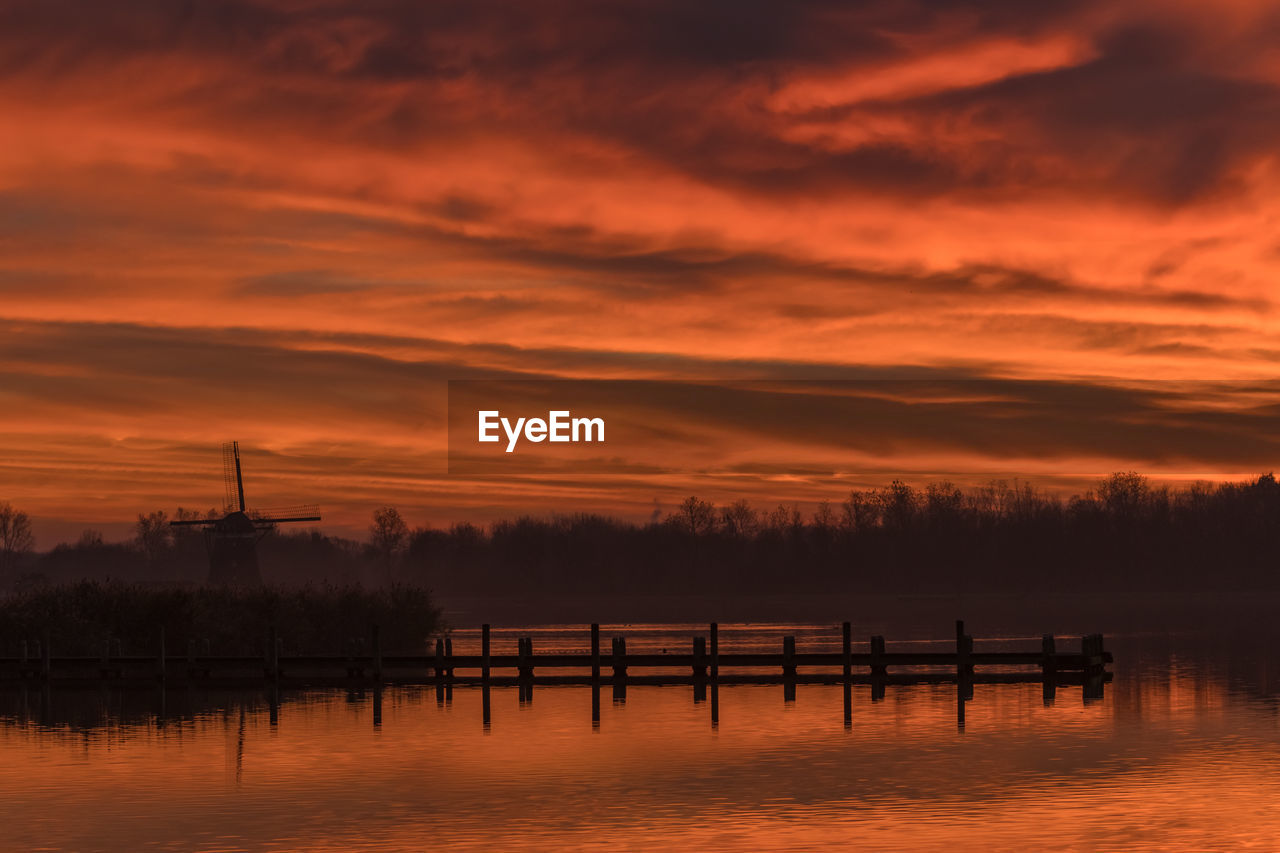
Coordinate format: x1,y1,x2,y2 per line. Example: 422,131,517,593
222,442,238,512
169,519,215,527
251,504,322,524
232,441,246,512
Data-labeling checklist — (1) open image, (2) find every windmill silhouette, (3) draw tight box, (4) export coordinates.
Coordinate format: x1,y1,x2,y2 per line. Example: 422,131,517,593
171,442,321,584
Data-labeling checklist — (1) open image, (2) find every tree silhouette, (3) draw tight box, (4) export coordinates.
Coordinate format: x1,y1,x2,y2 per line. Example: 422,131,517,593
134,510,172,564
0,501,35,575
370,506,409,580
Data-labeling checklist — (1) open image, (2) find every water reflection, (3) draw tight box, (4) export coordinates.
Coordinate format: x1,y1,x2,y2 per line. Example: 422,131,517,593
1,630,1278,852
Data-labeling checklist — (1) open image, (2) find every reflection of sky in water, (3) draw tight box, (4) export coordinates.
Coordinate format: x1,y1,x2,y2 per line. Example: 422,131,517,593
2,628,1278,851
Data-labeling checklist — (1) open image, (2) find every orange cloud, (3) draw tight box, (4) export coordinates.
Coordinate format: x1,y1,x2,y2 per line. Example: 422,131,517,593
2,1,1279,543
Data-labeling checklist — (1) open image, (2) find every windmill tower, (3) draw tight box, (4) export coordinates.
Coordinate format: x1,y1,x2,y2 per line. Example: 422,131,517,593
171,442,321,584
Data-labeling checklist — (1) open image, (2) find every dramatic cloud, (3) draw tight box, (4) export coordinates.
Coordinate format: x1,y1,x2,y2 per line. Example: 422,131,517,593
1,1,1278,541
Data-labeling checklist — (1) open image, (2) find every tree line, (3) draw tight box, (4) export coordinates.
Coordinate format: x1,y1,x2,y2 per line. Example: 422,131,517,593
4,472,1280,594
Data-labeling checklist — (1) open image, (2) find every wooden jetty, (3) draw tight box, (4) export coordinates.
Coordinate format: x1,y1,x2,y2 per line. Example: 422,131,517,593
0,621,1111,691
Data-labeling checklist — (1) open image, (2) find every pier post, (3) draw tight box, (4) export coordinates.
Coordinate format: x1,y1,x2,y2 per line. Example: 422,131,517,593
1040,634,1057,702
782,635,796,679
611,636,627,679
591,623,601,682
692,636,707,678
870,635,887,677
1082,634,1106,673
481,624,491,682
1083,634,1106,701
956,620,973,699
435,638,445,679
41,629,50,681
518,636,534,679
100,636,111,679
710,622,719,681
372,624,382,683
841,622,852,682
445,637,453,678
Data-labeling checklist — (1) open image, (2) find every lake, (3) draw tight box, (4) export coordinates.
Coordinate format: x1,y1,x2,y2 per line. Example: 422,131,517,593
2,615,1278,851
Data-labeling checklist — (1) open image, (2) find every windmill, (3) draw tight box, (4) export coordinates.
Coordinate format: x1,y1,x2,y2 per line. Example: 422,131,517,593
170,442,321,584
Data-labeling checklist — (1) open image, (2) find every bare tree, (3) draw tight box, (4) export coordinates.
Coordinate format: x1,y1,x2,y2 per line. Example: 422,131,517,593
77,529,105,548
135,510,172,563
1098,471,1149,518
812,500,835,532
840,490,878,532
370,506,409,568
719,500,757,536
674,496,716,534
0,501,35,573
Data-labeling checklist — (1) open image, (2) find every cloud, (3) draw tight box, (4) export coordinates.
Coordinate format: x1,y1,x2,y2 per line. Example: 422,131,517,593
2,1,1280,539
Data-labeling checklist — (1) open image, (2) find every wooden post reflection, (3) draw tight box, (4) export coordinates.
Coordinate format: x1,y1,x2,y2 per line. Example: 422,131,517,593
1041,634,1057,706
482,683,491,731
783,635,797,702
591,682,600,731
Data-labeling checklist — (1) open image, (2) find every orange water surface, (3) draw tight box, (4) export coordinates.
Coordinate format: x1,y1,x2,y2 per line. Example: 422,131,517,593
2,628,1278,852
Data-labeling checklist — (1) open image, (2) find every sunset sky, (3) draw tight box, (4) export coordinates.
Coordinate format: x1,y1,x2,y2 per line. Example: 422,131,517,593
3,1,1280,544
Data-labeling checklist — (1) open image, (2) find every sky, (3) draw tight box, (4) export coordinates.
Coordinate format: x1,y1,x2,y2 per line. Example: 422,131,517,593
2,0,1280,544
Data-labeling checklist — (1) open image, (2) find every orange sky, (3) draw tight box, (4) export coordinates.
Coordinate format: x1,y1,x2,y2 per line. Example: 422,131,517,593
2,1,1280,544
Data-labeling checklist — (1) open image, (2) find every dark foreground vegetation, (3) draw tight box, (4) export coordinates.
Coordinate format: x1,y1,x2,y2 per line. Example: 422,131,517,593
4,472,1280,600
0,582,439,656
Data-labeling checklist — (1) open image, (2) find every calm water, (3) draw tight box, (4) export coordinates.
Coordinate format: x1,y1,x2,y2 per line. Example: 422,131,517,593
2,621,1279,851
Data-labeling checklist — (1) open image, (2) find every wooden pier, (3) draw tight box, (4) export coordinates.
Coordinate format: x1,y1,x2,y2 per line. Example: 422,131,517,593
0,621,1111,691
